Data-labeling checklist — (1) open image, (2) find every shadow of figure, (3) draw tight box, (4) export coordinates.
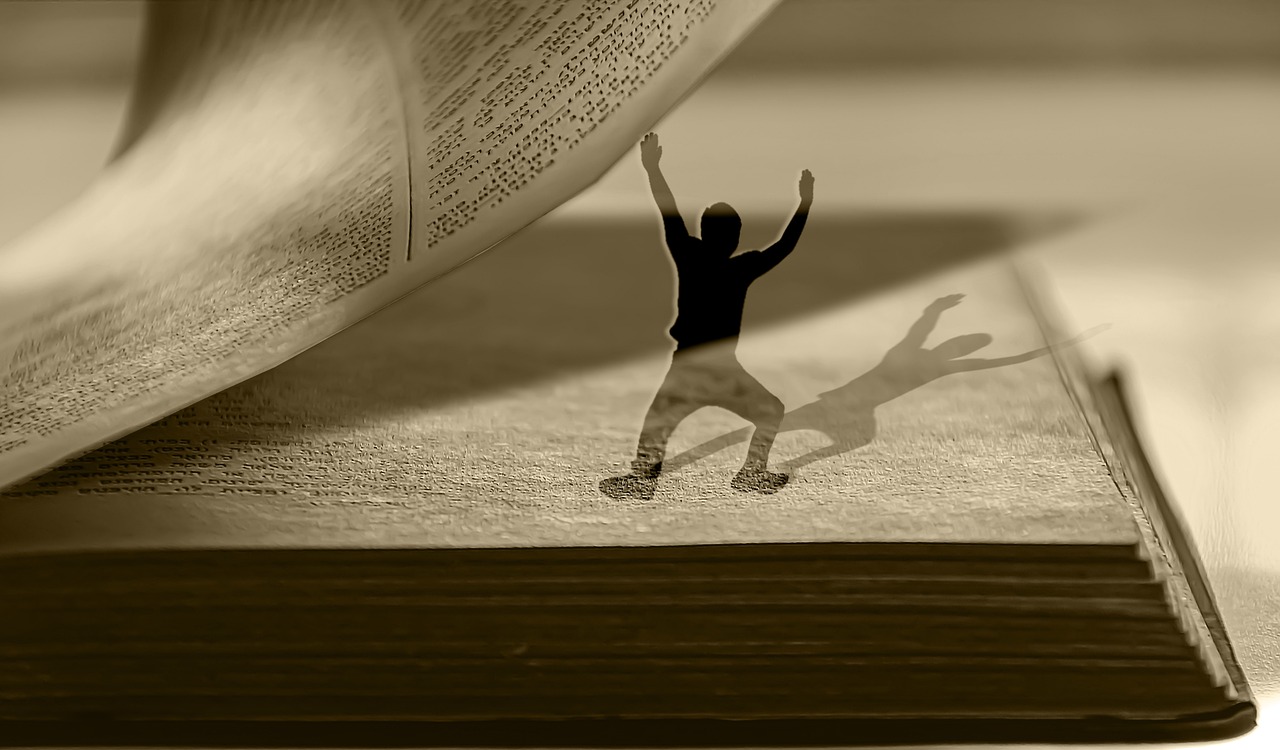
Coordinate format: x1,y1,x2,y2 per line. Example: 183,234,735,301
666,293,1093,474
600,133,813,501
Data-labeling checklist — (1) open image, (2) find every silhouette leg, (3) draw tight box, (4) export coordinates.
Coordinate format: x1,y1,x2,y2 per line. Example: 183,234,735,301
632,389,699,475
717,367,789,494
741,394,783,471
600,375,699,501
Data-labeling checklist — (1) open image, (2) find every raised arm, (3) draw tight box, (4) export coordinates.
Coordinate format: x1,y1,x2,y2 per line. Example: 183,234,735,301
945,348,1050,373
945,325,1107,373
640,133,689,248
900,294,964,349
741,169,814,278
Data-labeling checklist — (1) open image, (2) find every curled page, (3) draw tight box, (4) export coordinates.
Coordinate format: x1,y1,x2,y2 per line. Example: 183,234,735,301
0,0,779,490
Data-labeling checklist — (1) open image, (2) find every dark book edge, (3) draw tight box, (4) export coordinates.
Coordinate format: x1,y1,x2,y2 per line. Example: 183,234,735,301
1091,371,1258,713
1011,260,1256,736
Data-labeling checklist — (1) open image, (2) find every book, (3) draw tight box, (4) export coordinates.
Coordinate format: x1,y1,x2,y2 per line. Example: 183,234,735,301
0,0,1255,743
0,211,1255,741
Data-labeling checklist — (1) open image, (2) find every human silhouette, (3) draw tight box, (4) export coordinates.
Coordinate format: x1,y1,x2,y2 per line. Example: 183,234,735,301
666,294,1098,473
600,132,814,501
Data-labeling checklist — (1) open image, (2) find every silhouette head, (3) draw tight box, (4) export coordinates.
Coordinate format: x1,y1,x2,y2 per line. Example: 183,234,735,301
700,202,741,256
932,333,992,359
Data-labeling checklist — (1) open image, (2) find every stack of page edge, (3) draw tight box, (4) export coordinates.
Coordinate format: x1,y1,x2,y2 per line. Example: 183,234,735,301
0,536,1245,726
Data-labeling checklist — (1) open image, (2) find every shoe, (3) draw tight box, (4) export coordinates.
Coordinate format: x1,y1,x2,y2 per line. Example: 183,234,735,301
730,468,790,494
599,473,659,501
630,460,663,479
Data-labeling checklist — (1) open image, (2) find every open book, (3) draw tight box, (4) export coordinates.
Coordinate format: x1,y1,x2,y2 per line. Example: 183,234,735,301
0,0,1255,743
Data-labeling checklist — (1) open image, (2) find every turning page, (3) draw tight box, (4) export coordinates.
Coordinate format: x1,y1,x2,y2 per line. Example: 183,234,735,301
0,0,779,490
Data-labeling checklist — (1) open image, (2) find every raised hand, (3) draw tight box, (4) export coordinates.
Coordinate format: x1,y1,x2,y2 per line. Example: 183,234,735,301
640,132,662,170
799,168,814,203
928,293,965,312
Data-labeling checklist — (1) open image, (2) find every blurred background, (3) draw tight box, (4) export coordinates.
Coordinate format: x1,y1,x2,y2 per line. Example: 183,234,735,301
5,0,1280,241
2,0,1279,712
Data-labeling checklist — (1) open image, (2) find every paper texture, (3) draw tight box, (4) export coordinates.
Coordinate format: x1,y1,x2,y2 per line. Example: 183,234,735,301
0,0,778,490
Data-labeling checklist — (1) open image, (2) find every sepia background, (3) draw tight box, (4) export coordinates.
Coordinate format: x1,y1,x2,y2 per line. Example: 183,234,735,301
7,0,1280,240
1,0,1278,744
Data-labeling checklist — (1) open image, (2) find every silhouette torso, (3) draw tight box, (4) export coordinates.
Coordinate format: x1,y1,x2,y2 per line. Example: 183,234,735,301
667,236,772,349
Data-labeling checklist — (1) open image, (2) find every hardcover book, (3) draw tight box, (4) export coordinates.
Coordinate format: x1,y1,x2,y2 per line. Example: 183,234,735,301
0,0,1253,743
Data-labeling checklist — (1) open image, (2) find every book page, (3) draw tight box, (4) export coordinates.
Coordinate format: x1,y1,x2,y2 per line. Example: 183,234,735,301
0,214,1140,555
0,0,778,490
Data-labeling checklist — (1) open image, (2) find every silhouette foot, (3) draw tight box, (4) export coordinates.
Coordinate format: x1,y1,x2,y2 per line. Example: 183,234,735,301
600,473,659,501
730,468,790,494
